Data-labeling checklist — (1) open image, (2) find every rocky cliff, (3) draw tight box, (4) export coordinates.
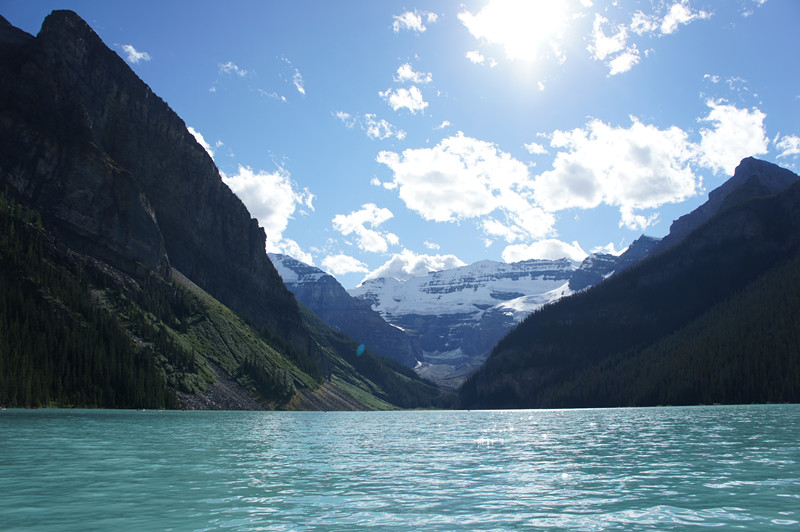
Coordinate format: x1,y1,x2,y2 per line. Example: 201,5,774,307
0,11,305,348
652,157,799,256
270,253,421,367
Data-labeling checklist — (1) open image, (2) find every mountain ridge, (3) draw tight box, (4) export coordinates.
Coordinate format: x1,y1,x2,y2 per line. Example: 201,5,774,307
0,10,445,410
459,160,800,408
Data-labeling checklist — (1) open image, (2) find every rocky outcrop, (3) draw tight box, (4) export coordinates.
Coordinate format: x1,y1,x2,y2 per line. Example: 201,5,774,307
652,157,799,256
0,11,305,348
270,254,421,367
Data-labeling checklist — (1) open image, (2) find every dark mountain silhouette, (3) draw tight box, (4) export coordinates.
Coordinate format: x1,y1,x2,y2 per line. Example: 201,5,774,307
0,11,444,410
459,158,800,409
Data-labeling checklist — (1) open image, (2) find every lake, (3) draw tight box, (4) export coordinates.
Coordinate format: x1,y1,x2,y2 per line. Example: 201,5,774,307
1,405,798,530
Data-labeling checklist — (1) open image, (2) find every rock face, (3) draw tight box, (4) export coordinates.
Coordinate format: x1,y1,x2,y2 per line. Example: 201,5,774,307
348,259,578,385
270,253,421,367
652,157,799,256
0,11,305,348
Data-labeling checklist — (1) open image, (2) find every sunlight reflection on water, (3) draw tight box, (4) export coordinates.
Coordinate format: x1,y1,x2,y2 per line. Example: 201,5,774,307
1,405,799,530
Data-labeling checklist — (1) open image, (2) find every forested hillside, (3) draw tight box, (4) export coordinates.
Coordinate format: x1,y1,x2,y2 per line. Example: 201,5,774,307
0,192,445,410
460,177,800,409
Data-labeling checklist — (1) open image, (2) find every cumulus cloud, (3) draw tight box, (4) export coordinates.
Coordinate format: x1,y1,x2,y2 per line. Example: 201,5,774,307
533,117,697,230
120,44,150,64
465,50,498,67
661,1,712,34
276,239,314,266
379,86,428,114
588,2,711,74
377,133,556,246
392,10,438,32
501,239,587,263
332,204,398,253
591,242,627,256
361,249,466,283
587,14,641,75
776,135,800,159
322,254,369,275
697,99,768,174
394,63,432,84
222,166,314,250
524,141,548,155
458,1,569,63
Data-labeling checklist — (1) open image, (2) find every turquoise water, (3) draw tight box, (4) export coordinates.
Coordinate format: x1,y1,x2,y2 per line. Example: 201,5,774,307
1,405,798,531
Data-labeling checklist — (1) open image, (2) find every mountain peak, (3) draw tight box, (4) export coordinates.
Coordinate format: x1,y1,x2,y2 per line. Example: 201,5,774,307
653,157,799,255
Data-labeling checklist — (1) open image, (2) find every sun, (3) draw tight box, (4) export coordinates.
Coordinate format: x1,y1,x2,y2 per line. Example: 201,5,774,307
459,0,572,63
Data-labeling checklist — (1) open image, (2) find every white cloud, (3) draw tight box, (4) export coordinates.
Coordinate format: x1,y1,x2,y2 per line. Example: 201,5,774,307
361,249,466,283
332,203,398,253
776,135,800,159
393,10,437,33
607,47,641,75
222,165,314,251
588,14,641,75
501,239,587,263
630,11,659,35
435,120,452,130
524,141,548,155
533,117,697,230
466,50,498,68
661,1,712,34
424,241,440,250
591,242,627,256
120,44,150,64
379,86,428,114
187,126,214,158
395,63,432,84
466,50,486,64
364,114,406,140
587,14,628,61
458,1,570,63
334,111,356,128
218,61,248,77
322,254,369,275
587,2,711,74
697,99,768,174
377,132,555,241
334,111,405,140
276,239,314,266
293,70,305,95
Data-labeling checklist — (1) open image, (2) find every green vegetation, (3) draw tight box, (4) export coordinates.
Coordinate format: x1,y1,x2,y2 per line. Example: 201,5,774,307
534,250,800,407
0,194,176,408
0,192,447,410
460,183,800,409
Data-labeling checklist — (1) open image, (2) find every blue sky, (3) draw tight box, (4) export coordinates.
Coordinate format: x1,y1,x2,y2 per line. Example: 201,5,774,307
4,1,799,288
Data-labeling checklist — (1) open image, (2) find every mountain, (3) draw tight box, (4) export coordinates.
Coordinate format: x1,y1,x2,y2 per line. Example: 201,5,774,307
348,259,572,388
651,157,799,256
0,11,444,410
346,241,661,389
459,158,800,409
269,253,421,367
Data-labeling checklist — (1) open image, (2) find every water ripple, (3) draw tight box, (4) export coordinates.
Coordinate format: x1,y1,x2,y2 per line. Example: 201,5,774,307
1,405,799,530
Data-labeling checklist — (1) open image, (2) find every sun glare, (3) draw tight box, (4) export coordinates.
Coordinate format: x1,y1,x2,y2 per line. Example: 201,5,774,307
459,0,571,62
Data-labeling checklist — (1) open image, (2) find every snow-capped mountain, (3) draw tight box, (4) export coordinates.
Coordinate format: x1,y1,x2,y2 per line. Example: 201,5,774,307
269,253,421,367
271,239,659,389
347,258,580,387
